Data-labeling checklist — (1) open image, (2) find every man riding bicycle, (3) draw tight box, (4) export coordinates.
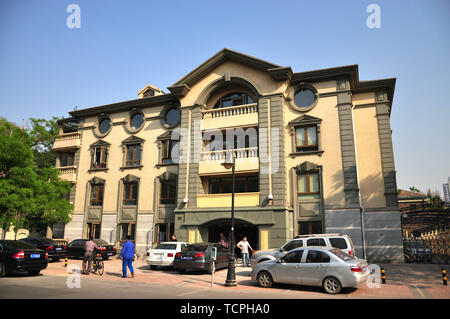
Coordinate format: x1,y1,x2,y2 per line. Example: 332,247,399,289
82,237,99,275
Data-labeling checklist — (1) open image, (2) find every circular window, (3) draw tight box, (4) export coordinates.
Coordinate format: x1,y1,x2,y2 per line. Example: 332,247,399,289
294,88,317,109
130,112,144,130
99,117,111,134
164,108,181,128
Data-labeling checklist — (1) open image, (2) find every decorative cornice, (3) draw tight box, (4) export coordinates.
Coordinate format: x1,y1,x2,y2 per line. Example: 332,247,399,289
288,114,322,126
90,140,111,148
167,84,191,99
267,67,294,81
122,135,145,145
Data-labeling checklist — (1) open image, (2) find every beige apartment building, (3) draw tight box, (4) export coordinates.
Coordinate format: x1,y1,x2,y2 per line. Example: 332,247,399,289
52,49,403,262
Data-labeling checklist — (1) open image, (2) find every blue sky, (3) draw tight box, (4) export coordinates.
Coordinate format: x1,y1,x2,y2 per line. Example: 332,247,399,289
0,0,449,196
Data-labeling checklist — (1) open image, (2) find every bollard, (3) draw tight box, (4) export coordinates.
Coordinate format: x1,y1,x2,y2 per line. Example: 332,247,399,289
64,257,68,267
442,267,447,286
381,267,386,284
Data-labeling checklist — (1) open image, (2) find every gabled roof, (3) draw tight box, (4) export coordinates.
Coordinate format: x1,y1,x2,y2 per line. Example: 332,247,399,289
288,114,322,126
171,48,282,88
122,135,145,145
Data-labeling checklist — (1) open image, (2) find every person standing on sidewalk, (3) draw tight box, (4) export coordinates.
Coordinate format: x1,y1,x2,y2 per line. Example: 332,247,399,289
121,235,135,278
83,237,99,275
237,236,253,268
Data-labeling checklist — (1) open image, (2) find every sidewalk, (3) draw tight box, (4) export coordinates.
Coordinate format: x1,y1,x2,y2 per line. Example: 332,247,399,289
43,258,450,299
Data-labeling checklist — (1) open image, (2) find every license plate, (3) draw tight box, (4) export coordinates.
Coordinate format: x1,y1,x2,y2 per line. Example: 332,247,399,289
183,257,193,260
107,253,113,256
56,248,62,251
30,254,40,258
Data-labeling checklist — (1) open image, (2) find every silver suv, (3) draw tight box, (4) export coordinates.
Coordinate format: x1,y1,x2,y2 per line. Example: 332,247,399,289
250,233,355,268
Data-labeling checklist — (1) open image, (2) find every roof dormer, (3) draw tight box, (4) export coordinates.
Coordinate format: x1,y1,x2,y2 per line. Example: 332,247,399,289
138,84,164,99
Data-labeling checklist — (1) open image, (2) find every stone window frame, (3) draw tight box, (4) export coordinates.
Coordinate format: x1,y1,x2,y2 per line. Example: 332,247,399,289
120,136,145,170
125,108,146,134
160,103,181,129
156,172,178,207
156,131,179,166
288,115,324,157
94,113,113,138
288,83,319,112
120,174,140,207
88,176,106,207
89,140,111,172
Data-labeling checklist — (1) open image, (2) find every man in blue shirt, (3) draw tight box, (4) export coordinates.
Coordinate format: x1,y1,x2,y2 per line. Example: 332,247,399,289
121,235,135,278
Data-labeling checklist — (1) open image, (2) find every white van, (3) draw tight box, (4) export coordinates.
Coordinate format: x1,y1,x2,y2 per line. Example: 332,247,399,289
250,233,356,268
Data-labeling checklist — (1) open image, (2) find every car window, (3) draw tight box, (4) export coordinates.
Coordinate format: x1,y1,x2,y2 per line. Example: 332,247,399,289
2,240,37,250
155,243,177,250
38,238,55,245
306,238,326,247
329,238,347,249
94,239,109,246
305,250,330,263
281,250,303,263
329,249,355,261
182,244,209,252
283,240,303,251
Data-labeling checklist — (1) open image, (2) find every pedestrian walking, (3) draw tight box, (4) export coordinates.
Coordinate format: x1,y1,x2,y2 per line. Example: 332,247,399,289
82,237,99,275
237,236,253,268
121,235,135,278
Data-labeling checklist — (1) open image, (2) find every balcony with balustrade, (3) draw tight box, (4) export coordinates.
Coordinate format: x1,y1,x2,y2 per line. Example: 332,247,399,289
199,147,259,175
201,103,258,130
57,166,77,183
52,132,81,151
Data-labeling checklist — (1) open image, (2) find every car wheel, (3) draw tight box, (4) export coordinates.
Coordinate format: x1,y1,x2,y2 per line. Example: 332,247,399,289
323,276,341,294
52,258,60,262
0,263,6,277
178,269,186,274
150,265,158,270
257,271,273,288
28,270,40,276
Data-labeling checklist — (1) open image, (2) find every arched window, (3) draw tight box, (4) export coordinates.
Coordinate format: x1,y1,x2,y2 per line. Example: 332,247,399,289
214,92,255,109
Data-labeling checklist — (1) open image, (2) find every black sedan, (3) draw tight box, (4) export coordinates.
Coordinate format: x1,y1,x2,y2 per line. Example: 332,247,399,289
20,237,67,262
173,243,229,274
67,239,116,260
0,240,49,276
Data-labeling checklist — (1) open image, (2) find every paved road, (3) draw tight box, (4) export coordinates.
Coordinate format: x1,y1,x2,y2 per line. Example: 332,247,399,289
0,259,448,299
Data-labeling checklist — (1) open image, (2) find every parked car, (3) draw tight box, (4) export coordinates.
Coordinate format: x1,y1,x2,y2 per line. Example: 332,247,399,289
250,233,355,268
173,243,229,274
0,240,49,277
251,247,369,294
67,239,116,260
146,242,188,269
19,237,67,262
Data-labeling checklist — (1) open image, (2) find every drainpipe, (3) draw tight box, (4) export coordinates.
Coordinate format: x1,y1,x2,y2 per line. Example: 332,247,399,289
351,103,367,260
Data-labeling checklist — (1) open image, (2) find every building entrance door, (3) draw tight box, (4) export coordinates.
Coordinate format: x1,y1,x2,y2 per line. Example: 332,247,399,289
206,219,258,258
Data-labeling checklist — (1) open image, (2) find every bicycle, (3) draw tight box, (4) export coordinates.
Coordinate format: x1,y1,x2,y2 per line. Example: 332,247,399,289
91,253,104,275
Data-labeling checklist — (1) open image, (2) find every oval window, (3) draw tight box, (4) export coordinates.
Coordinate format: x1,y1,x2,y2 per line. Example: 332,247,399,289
99,118,111,134
130,113,144,130
294,89,316,109
165,108,181,128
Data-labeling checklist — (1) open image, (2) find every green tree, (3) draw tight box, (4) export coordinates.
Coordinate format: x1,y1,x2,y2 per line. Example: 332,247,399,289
28,117,60,169
0,117,73,238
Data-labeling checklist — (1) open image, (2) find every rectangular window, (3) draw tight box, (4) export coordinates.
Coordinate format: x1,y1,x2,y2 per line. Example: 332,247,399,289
123,182,138,205
91,147,108,169
126,144,141,167
160,180,176,204
307,238,326,247
299,221,322,235
90,184,104,206
86,222,101,239
297,172,320,200
120,223,136,242
161,140,178,164
207,175,259,194
295,126,318,152
60,152,74,167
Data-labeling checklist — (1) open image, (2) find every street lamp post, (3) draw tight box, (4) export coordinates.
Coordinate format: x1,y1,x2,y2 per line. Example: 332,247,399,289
222,149,237,287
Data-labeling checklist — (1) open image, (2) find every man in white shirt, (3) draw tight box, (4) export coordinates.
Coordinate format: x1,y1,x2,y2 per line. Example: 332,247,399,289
237,236,253,268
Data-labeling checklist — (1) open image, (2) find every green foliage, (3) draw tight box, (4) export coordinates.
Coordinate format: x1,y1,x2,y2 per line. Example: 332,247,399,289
0,117,73,236
409,186,421,193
